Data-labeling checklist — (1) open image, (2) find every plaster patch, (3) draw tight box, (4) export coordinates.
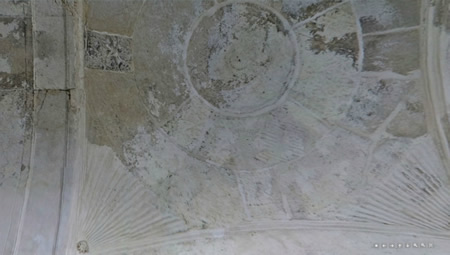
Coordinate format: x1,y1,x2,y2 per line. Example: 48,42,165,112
0,57,11,73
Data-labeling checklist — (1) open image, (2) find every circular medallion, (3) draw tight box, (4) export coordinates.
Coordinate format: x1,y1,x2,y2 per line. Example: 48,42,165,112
184,1,299,117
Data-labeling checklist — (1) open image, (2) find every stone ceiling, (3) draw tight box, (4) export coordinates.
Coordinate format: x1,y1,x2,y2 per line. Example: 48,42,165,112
1,0,450,254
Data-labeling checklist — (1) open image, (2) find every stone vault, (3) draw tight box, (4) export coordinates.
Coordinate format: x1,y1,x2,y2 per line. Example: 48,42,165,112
1,0,450,254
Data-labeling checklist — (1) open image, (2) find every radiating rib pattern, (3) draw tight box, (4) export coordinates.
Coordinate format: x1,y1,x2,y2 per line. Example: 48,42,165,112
75,144,187,254
343,137,450,232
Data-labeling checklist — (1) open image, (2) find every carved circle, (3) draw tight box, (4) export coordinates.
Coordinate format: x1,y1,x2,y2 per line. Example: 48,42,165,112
76,240,89,254
184,1,299,117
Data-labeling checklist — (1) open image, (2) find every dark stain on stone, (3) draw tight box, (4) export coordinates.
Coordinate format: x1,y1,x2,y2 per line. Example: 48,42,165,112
76,240,89,254
368,80,390,95
405,100,423,112
309,32,358,68
345,78,409,132
0,18,26,40
283,0,343,22
433,0,448,27
0,17,32,89
309,34,327,53
263,12,288,35
306,22,325,35
241,3,287,34
0,72,27,89
359,16,384,34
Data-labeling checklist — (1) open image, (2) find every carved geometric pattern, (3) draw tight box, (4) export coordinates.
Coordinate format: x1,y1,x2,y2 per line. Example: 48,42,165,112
74,0,450,254
341,137,450,233
236,169,288,219
75,144,187,254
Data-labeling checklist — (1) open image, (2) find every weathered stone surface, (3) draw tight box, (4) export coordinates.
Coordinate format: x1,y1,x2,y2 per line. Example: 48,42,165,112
31,0,65,17
276,128,370,220
83,5,449,252
85,0,146,36
345,136,450,231
364,138,413,183
0,5,32,255
186,2,297,116
236,169,288,220
123,130,246,229
162,98,328,171
363,30,420,75
0,89,30,252
354,0,420,34
16,90,67,255
33,15,66,89
153,156,246,229
0,17,32,89
76,143,189,254
280,0,344,23
0,0,30,17
2,1,450,254
131,0,216,125
345,78,415,133
31,0,79,91
85,69,150,162
85,30,133,72
218,0,345,25
386,84,427,138
292,3,359,119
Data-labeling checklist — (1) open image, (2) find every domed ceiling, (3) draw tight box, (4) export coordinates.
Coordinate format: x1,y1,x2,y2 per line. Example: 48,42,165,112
79,0,450,254
1,0,450,254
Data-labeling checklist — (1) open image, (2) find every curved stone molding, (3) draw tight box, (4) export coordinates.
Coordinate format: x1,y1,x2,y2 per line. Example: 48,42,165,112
184,1,300,117
420,0,450,180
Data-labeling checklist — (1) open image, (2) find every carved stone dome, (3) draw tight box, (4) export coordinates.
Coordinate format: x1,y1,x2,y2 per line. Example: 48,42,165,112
1,0,450,254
